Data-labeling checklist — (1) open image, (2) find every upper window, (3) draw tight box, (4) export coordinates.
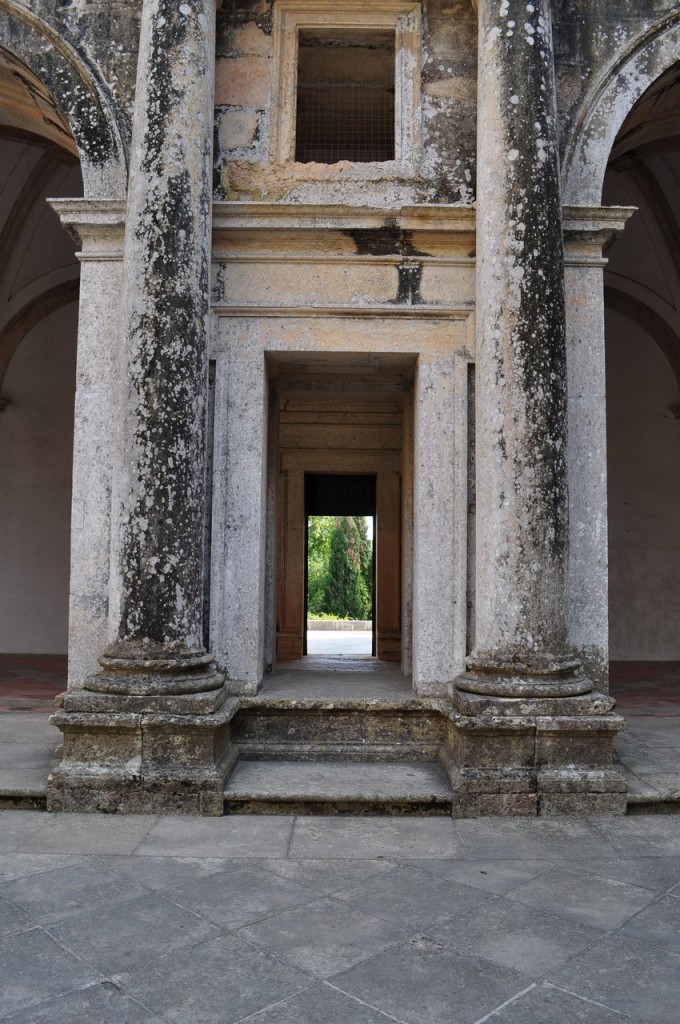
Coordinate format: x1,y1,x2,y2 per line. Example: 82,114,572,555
271,1,421,175
295,29,395,164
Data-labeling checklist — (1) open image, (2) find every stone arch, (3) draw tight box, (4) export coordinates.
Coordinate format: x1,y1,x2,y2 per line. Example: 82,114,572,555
0,0,128,197
561,12,680,206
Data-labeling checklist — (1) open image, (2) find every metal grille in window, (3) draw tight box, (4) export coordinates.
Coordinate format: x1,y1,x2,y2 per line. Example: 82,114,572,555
295,30,395,164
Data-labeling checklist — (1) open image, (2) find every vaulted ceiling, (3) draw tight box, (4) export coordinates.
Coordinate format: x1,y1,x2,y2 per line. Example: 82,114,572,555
0,48,81,401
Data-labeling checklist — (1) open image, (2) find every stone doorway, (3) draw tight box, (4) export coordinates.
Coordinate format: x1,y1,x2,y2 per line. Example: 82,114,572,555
271,358,409,668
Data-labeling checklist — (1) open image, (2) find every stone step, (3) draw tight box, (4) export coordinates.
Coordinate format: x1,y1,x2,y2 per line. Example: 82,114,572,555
626,792,680,815
223,759,453,815
232,699,448,763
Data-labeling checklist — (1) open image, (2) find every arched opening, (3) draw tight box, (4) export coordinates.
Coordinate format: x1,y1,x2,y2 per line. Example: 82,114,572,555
0,48,82,710
603,63,680,708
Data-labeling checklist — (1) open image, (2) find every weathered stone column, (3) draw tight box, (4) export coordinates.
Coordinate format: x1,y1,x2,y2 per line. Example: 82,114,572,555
95,0,219,694
459,0,588,698
446,0,627,815
49,0,236,814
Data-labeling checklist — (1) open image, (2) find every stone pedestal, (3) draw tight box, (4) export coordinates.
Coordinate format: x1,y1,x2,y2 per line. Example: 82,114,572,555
49,687,237,816
445,689,627,817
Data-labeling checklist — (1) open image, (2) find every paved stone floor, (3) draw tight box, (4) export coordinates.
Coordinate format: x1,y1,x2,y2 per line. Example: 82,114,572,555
610,663,680,807
2,811,680,1022
1,657,680,1021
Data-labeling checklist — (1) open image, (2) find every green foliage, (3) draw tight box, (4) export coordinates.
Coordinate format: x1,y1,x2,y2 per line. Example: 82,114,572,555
307,515,373,620
306,516,334,615
355,514,373,619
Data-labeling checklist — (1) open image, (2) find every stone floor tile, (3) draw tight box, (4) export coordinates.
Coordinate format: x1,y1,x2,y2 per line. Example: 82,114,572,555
505,864,656,930
400,858,551,895
430,896,602,978
289,815,469,860
485,982,649,1023
113,932,311,1024
0,896,32,937
456,819,618,862
98,854,245,890
622,772,662,797
629,773,680,794
624,719,680,744
572,856,680,893
0,743,55,770
0,927,99,1017
18,813,158,855
332,864,489,929
0,854,83,883
548,932,680,1024
330,939,529,1024
623,747,680,772
0,770,50,794
167,862,320,930
617,895,680,955
0,716,57,741
136,815,294,858
236,981,404,1023
0,812,46,853
258,857,397,895
47,891,220,975
590,816,680,857
237,896,404,978
0,980,161,1023
0,860,148,926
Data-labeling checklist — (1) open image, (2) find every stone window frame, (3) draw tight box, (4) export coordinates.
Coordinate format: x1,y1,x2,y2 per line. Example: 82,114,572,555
270,0,422,178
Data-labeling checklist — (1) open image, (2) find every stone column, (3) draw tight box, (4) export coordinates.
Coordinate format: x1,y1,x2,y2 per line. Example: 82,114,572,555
91,0,221,696
458,0,589,698
445,0,627,815
49,0,236,815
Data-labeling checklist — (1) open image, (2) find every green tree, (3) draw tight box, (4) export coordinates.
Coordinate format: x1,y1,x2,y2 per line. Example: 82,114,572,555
356,515,373,619
322,516,370,620
307,516,334,615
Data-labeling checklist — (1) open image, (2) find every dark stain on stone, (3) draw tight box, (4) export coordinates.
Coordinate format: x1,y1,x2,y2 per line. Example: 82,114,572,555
394,261,423,305
345,224,427,257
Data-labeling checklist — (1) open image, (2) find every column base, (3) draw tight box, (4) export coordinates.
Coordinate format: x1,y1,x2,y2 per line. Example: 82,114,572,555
457,652,593,698
48,670,239,815
444,687,627,816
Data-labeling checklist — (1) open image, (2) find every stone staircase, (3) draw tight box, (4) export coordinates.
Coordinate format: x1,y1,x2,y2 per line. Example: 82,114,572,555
222,663,631,817
223,666,454,814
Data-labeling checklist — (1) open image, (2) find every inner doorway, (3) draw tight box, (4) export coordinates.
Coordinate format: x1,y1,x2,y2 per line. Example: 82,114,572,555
272,357,408,666
304,474,376,657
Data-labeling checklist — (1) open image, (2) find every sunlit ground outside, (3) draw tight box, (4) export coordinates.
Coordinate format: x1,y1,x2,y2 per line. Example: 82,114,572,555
306,627,372,656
